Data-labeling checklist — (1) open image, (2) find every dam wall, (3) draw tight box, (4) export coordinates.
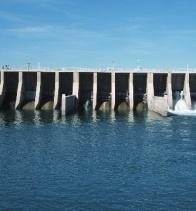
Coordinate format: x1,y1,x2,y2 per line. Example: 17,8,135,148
0,69,195,115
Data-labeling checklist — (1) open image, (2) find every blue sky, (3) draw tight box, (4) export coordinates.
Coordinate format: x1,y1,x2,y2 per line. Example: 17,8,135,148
0,0,196,68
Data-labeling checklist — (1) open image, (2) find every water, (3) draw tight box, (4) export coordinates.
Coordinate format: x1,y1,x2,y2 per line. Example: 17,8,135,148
0,110,196,211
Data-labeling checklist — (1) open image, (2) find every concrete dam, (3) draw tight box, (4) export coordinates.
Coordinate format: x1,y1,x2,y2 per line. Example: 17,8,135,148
0,69,195,116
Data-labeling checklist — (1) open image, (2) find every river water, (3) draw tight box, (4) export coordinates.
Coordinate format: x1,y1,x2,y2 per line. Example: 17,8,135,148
0,110,196,210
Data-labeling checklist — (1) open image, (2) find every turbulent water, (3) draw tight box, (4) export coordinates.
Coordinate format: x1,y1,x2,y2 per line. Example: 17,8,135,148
0,110,196,210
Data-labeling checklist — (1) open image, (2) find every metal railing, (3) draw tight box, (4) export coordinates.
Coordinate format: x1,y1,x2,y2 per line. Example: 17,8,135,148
1,66,196,73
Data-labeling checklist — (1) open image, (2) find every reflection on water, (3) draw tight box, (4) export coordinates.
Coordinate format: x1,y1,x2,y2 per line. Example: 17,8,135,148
0,110,196,210
0,109,193,130
0,107,187,127
0,110,166,126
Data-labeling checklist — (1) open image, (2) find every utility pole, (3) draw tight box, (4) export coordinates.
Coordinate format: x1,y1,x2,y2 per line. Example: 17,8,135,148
27,62,31,71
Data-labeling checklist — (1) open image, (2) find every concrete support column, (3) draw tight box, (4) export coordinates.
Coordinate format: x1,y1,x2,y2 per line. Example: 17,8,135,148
92,72,97,110
0,71,5,108
183,73,192,109
15,72,24,109
146,73,154,110
111,72,115,110
167,73,173,109
128,73,134,110
35,72,41,109
72,72,79,98
61,94,66,115
53,72,60,110
0,71,5,95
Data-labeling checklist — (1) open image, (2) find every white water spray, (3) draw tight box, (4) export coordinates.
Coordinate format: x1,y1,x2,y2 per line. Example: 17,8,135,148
168,91,196,116
174,91,189,111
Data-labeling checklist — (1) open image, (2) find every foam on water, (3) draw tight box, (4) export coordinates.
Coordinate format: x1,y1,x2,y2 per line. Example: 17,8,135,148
169,91,196,116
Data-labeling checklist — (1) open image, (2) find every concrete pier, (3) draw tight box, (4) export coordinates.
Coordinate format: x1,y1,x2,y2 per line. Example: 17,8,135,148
111,72,115,110
93,72,97,110
73,72,79,98
146,73,154,110
183,73,191,109
0,72,4,91
167,73,173,109
53,72,60,110
15,72,23,109
35,72,41,109
128,73,134,110
0,71,5,107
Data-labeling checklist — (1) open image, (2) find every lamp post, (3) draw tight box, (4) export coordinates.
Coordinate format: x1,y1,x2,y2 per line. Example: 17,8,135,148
27,62,31,71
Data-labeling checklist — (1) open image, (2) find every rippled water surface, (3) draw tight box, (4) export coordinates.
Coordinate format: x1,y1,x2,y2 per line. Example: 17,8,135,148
0,110,196,210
